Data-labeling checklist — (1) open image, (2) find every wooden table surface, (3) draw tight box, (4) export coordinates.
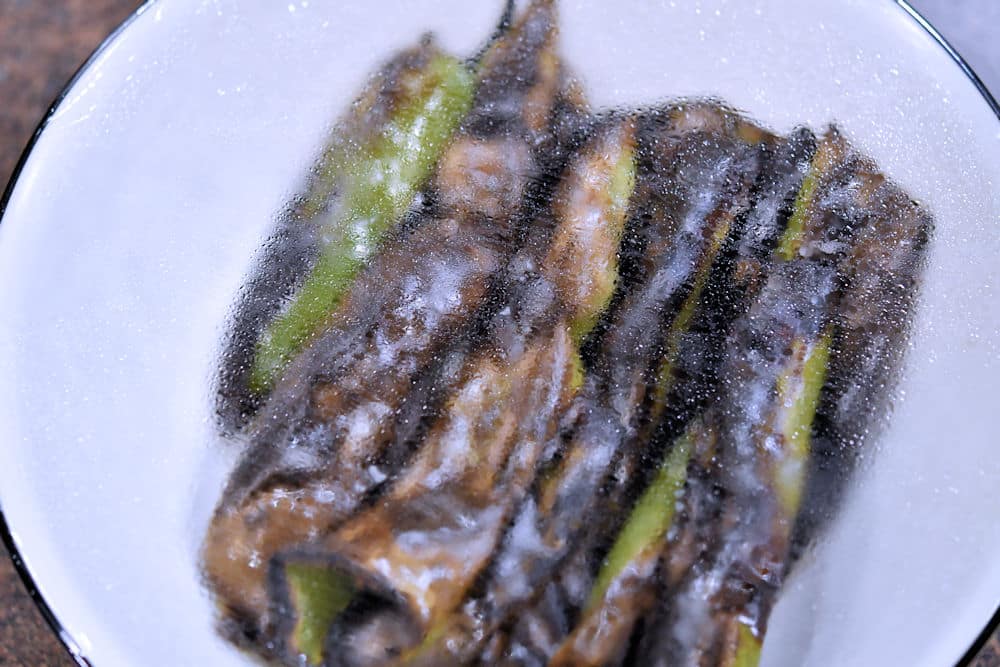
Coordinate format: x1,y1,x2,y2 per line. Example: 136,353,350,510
0,2,998,665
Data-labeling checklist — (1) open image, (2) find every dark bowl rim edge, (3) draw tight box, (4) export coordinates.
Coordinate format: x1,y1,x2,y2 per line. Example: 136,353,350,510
0,1,996,666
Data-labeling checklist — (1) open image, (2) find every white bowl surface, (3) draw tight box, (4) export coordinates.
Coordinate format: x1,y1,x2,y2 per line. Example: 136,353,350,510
0,1,998,665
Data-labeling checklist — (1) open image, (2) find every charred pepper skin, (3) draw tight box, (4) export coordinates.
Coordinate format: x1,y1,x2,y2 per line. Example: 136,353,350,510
635,131,930,667
216,40,476,429
408,104,767,666
203,0,586,661
203,2,934,663
791,164,932,564
300,116,636,667
540,128,817,667
503,112,791,667
634,131,854,667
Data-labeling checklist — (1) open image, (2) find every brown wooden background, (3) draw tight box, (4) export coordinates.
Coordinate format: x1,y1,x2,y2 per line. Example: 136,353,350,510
0,1,997,665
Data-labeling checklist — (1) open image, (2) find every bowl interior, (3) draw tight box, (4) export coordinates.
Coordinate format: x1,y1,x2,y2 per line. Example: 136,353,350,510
0,1,998,665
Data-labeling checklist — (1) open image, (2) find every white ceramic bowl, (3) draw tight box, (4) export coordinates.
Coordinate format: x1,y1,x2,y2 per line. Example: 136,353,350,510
1,1,998,665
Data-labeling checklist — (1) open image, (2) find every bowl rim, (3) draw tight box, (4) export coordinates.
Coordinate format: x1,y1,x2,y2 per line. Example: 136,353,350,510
0,1,997,666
